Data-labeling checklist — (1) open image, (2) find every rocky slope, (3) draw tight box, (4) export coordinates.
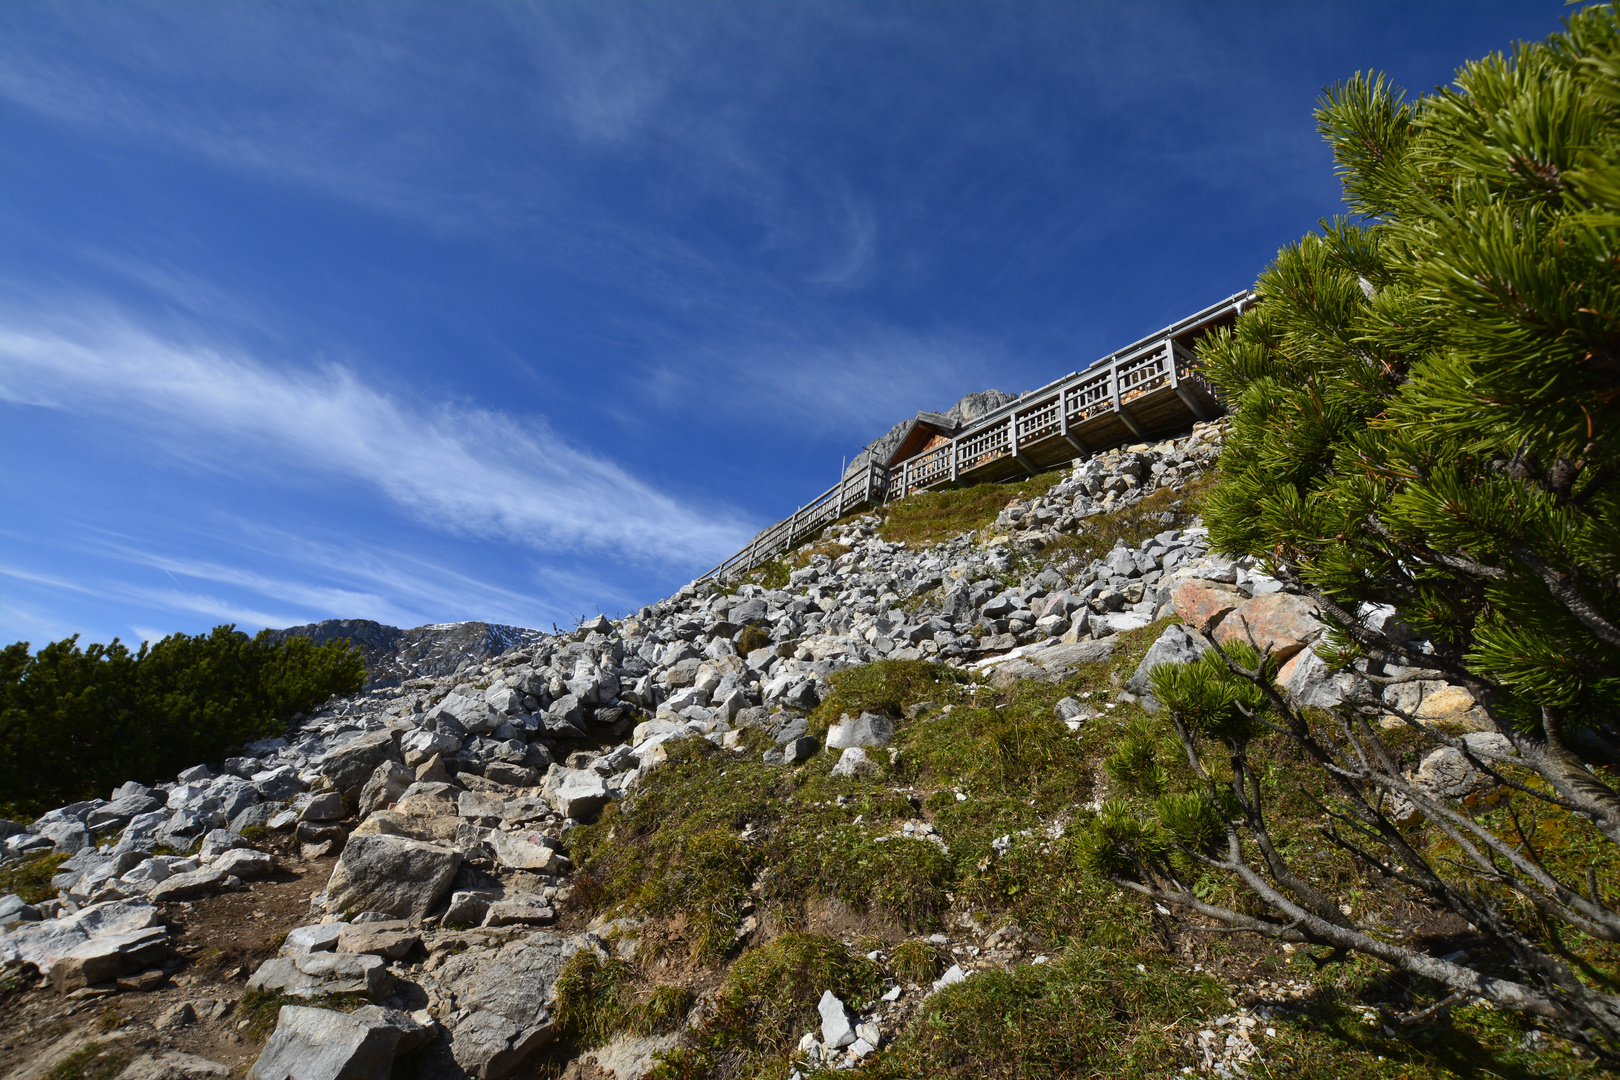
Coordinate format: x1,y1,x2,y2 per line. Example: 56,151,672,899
263,620,548,689
0,418,1506,1080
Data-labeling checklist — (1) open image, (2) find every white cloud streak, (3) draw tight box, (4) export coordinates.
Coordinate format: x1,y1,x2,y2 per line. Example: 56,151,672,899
0,307,754,571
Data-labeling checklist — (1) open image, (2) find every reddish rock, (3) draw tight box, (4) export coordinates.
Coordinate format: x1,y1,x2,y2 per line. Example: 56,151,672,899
1213,592,1322,662
1171,579,1249,632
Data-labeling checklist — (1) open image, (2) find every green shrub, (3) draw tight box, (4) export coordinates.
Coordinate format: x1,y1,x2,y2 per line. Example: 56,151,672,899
626,985,697,1036
734,625,770,656
888,938,943,986
0,626,364,817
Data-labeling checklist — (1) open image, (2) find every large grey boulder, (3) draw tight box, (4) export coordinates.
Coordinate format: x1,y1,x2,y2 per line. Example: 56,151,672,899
117,1050,232,1080
428,932,567,1078
1413,733,1515,800
825,713,894,750
1124,624,1210,707
830,747,878,779
248,1004,427,1080
0,899,162,973
1277,647,1354,709
48,926,171,991
253,766,306,802
213,848,276,880
357,760,415,818
281,923,346,956
319,733,401,798
323,835,461,921
982,639,1115,688
0,892,39,928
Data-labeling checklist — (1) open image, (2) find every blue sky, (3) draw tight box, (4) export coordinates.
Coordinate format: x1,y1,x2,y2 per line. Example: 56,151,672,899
0,1,1568,646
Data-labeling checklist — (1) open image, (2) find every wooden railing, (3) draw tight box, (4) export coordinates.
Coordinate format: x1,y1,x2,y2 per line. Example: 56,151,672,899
699,460,893,583
697,290,1251,582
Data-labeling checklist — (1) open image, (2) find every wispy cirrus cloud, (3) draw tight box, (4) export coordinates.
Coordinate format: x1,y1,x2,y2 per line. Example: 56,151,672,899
0,302,754,571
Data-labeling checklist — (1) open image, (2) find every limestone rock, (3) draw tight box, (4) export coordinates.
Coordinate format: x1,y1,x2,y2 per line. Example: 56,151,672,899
247,1004,421,1080
481,897,556,928
1124,624,1209,705
825,712,894,750
300,792,346,822
149,865,233,902
818,990,857,1048
324,835,461,922
549,769,608,823
282,923,346,956
487,830,564,873
247,952,390,999
430,931,567,1077
116,1050,231,1080
319,733,401,799
358,761,415,818
49,926,171,991
338,922,421,961
830,747,877,779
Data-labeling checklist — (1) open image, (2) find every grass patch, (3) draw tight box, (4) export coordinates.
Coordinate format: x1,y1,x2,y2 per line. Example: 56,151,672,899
809,659,969,738
0,851,70,905
889,937,945,986
762,819,953,932
870,949,1224,1079
42,1044,130,1080
661,933,884,1075
789,539,852,569
554,951,699,1050
879,471,1069,548
572,737,950,960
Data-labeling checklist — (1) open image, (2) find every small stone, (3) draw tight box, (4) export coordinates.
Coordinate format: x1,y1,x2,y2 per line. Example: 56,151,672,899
830,747,877,778
156,1001,196,1030
115,968,167,992
782,736,819,764
282,923,347,956
818,990,857,1048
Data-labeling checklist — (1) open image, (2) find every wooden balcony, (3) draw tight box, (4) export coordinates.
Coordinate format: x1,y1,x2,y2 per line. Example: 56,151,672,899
699,290,1250,583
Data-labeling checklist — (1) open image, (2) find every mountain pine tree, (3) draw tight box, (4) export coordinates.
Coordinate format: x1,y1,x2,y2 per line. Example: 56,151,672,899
1085,4,1620,1052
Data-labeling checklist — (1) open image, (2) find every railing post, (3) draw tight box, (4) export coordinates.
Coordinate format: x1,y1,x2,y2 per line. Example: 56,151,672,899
1170,339,1211,422
1060,388,1088,457
950,437,959,482
1009,408,1037,477
1112,355,1145,438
